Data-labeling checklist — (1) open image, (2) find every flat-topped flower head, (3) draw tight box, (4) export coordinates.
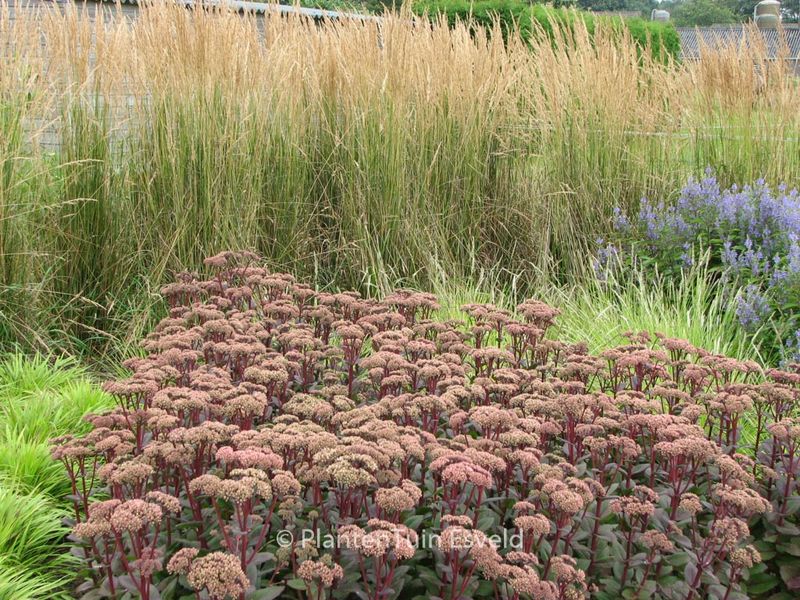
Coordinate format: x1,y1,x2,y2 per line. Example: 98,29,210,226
678,493,703,516
503,564,557,598
340,520,418,561
215,446,283,471
729,545,762,570
654,436,719,462
639,531,674,553
711,517,750,551
437,526,496,554
109,500,163,533
441,514,474,528
145,491,181,514
167,548,199,575
539,480,586,516
610,496,655,520
712,485,770,518
186,552,249,600
375,480,422,514
516,300,561,329
325,457,377,488
430,454,493,489
549,555,587,592
298,558,344,587
768,418,800,442
441,460,493,488
514,514,551,536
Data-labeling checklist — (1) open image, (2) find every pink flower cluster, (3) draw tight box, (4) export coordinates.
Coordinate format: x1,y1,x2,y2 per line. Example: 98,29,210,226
54,252,800,600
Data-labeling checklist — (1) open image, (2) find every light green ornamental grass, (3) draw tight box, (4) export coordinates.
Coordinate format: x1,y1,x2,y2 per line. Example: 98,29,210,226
0,353,113,599
544,264,764,447
545,262,762,365
431,260,760,365
0,486,75,600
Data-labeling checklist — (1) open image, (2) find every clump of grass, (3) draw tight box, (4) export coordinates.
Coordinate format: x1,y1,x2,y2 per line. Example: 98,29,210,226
0,354,85,398
0,379,111,444
0,433,68,496
0,486,75,600
0,354,112,487
547,262,762,363
0,353,113,598
0,2,798,358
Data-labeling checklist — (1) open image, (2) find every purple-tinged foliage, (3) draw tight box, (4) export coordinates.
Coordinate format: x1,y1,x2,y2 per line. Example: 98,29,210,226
53,253,800,600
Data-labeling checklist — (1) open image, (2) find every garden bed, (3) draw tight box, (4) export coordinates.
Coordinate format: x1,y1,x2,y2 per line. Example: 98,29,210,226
49,252,800,599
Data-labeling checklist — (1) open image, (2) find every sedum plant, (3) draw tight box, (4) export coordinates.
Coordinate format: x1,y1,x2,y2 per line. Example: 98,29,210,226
54,252,800,599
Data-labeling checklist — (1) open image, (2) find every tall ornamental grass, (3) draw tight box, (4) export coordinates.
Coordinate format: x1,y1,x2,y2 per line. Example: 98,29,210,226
1,2,799,357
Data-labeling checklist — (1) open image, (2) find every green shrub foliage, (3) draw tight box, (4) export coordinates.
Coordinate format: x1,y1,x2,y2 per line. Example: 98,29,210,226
412,2,681,60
